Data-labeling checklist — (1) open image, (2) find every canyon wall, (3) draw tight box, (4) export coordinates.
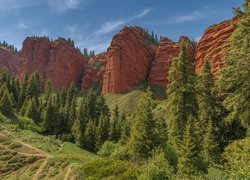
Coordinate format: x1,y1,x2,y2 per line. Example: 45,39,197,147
102,26,156,94
0,18,238,93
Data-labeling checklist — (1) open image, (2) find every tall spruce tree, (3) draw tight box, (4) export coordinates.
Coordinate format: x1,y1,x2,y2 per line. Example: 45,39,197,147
177,116,200,177
196,59,219,165
166,43,197,148
217,0,250,135
0,89,13,116
109,105,121,142
84,120,97,152
128,89,157,159
24,98,40,123
18,73,28,109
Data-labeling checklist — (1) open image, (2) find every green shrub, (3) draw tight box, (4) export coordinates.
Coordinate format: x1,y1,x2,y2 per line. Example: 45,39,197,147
222,137,250,178
138,149,174,180
97,141,119,157
81,158,139,179
17,116,42,132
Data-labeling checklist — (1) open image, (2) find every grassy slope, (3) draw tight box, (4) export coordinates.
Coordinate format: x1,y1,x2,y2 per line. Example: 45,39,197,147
0,113,141,179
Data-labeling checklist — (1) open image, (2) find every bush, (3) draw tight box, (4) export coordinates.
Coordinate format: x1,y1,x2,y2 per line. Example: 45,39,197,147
97,141,119,157
222,137,250,178
138,149,174,180
17,116,42,132
81,158,138,179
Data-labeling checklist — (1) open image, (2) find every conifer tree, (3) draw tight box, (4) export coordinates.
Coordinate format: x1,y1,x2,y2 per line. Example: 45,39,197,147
72,99,87,147
24,98,40,123
128,89,157,159
166,43,197,148
177,116,200,176
217,0,250,134
109,105,120,142
43,97,55,134
120,113,131,144
96,113,110,149
18,73,28,108
197,59,219,165
0,89,13,116
84,120,97,151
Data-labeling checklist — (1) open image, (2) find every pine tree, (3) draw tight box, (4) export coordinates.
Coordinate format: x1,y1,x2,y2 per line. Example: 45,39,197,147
26,72,41,102
72,99,87,147
217,0,250,134
177,116,200,177
166,43,197,148
202,119,218,167
43,97,55,134
18,73,28,108
24,98,40,123
96,113,110,149
128,88,157,159
197,59,219,165
84,120,97,152
109,105,120,142
120,113,131,144
0,90,13,116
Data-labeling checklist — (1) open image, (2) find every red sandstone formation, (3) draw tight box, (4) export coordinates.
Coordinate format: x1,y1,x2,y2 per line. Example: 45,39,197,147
102,26,156,94
148,36,194,89
0,46,21,74
195,18,238,74
46,38,87,89
81,53,106,91
0,17,238,94
20,37,87,89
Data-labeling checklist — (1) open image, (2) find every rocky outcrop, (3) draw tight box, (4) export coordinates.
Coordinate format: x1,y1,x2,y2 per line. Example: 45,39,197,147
102,26,156,94
81,53,106,91
195,18,238,73
0,47,21,74
148,38,180,88
20,37,87,89
148,36,195,89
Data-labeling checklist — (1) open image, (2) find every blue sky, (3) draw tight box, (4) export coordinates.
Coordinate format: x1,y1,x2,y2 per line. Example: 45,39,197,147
0,0,242,53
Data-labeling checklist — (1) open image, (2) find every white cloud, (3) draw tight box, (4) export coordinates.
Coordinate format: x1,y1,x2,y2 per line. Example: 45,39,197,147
173,11,202,23
95,8,151,36
48,0,81,11
18,22,27,29
0,0,35,11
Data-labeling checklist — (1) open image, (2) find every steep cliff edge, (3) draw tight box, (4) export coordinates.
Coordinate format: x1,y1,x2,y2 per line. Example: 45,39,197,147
195,18,238,74
0,46,21,74
102,26,156,94
19,37,87,89
148,37,194,89
81,53,107,91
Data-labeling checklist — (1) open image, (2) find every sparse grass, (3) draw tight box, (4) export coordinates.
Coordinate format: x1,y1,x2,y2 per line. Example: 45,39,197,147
57,142,98,159
0,133,40,178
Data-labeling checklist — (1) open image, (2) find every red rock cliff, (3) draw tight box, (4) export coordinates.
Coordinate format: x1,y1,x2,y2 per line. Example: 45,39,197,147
0,47,21,74
102,26,156,94
195,18,238,73
20,37,87,89
81,53,107,91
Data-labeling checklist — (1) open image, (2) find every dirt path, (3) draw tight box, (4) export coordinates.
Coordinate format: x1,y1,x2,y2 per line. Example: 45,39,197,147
64,165,72,180
0,131,48,157
33,160,47,180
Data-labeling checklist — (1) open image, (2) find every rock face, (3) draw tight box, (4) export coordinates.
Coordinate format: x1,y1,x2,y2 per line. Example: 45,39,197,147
148,36,195,89
20,37,87,89
102,26,156,94
195,18,238,73
0,18,238,94
81,53,107,91
148,37,186,89
0,47,21,74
